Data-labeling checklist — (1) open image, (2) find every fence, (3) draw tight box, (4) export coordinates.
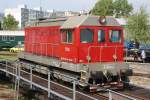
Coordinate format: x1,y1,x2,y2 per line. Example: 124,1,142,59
0,61,136,100
0,61,97,100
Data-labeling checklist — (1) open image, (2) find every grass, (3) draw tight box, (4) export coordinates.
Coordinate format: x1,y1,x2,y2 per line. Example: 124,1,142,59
0,55,17,61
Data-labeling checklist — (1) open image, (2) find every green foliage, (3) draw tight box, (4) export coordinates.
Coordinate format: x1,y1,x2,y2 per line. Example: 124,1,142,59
91,0,113,16
2,14,18,30
0,55,17,61
91,0,133,17
127,7,150,44
113,0,133,17
19,96,25,100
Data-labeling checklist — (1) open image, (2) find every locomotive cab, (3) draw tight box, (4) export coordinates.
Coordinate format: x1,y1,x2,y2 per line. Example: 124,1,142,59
78,26,123,63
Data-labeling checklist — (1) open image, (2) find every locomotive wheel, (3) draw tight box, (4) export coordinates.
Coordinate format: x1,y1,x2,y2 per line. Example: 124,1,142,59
88,78,94,84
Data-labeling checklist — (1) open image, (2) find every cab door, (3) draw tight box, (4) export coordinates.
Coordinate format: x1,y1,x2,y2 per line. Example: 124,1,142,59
95,27,107,62
105,27,124,62
78,27,96,63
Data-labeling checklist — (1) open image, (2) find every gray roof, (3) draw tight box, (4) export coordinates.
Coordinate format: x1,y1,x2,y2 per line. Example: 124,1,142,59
116,18,127,26
28,15,121,28
61,15,120,29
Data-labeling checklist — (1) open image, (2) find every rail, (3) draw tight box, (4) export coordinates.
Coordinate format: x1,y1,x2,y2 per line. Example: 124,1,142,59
107,89,136,100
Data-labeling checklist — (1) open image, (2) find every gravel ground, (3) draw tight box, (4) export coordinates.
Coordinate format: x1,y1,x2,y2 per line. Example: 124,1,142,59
129,62,150,89
0,84,15,100
129,62,150,74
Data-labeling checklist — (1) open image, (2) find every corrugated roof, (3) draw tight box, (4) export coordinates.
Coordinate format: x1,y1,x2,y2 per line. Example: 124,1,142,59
61,15,120,29
116,18,127,26
27,17,67,27
28,15,121,28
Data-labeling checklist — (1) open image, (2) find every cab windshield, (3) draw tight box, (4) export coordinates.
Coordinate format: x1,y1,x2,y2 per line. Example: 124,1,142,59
109,30,121,42
80,28,94,43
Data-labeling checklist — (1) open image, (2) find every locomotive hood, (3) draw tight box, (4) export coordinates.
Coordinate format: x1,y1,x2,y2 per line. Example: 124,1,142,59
61,15,120,29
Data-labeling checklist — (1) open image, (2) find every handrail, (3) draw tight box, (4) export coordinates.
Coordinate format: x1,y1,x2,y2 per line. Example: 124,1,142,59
87,45,124,63
0,61,98,100
107,89,136,100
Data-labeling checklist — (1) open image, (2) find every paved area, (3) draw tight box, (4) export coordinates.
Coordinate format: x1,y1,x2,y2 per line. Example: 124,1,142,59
128,62,150,89
129,62,150,74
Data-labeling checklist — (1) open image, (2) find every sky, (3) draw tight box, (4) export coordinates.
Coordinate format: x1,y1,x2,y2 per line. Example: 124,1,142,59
0,0,150,12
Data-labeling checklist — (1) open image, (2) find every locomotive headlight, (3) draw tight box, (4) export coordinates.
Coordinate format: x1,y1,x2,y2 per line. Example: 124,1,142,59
99,16,106,24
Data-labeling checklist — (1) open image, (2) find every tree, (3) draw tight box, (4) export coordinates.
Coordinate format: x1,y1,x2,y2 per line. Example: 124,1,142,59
91,0,113,16
91,0,133,17
127,7,150,44
2,14,18,30
0,21,1,30
113,0,133,17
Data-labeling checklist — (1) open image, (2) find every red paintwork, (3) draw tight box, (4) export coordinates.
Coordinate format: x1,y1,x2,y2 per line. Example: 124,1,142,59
25,25,124,64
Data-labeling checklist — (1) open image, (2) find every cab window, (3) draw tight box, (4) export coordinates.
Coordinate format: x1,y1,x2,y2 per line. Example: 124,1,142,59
109,30,121,42
61,30,73,43
80,29,94,43
98,30,105,42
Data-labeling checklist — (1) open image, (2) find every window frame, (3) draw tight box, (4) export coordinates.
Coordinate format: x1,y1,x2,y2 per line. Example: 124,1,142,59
9,36,15,41
80,28,94,43
0,36,2,40
61,29,73,44
2,36,7,41
98,29,105,43
109,30,122,43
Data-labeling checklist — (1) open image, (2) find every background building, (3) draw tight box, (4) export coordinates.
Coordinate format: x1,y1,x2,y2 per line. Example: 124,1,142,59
0,13,4,30
4,5,51,29
4,5,89,29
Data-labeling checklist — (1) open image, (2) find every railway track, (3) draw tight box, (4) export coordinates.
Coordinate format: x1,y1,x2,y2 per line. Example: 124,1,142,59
90,93,108,100
117,83,150,100
133,73,150,78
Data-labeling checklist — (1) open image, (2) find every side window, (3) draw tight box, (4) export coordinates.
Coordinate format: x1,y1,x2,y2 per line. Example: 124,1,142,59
9,36,15,41
2,36,7,41
80,29,94,43
98,30,105,42
109,30,121,42
61,30,73,43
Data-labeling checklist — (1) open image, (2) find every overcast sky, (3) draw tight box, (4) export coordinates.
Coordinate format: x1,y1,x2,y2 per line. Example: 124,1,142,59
0,0,150,12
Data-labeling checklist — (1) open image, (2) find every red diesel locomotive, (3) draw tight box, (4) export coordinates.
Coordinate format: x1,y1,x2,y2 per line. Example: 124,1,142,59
19,15,132,91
